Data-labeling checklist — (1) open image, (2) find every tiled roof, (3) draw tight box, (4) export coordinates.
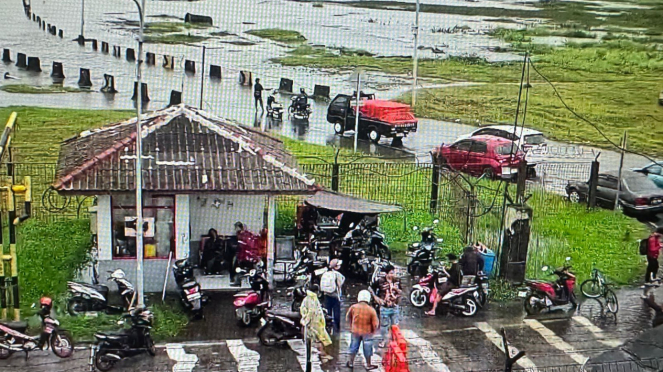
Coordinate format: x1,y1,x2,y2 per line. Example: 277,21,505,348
53,104,317,194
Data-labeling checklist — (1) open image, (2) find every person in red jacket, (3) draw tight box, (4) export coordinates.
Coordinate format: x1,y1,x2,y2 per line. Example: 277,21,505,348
645,228,663,283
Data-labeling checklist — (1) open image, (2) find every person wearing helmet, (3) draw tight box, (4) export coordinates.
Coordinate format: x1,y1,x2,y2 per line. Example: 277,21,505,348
296,88,308,112
267,89,278,110
346,290,379,369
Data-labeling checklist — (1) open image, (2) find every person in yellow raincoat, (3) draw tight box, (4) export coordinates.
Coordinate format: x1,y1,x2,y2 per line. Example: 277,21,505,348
300,284,333,362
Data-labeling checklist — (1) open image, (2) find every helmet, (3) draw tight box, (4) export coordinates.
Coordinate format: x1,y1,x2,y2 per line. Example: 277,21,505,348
40,297,53,308
110,269,126,279
300,88,306,94
358,290,371,303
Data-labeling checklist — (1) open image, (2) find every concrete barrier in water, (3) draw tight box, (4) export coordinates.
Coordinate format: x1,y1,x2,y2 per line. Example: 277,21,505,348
126,48,136,62
91,39,98,50
169,90,182,106
2,49,12,63
146,52,156,66
184,13,213,25
184,60,195,74
101,42,109,54
16,53,27,68
239,71,252,86
313,84,331,99
131,82,150,102
58,29,63,38
26,57,42,72
209,65,221,79
112,46,121,58
162,55,175,69
51,62,65,80
279,78,293,93
78,68,92,88
101,74,117,93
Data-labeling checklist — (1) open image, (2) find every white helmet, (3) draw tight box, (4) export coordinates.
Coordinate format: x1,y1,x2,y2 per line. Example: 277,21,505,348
358,290,371,303
110,269,126,279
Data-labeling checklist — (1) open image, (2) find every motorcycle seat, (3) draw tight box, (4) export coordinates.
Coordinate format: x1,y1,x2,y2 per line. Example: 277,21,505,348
174,259,189,268
271,311,302,321
234,290,255,297
181,281,198,290
74,282,110,294
2,321,27,333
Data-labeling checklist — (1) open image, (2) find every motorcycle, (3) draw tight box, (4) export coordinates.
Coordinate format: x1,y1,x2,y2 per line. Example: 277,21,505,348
0,301,74,360
282,246,328,284
93,307,156,372
519,257,577,315
410,264,446,308
289,96,312,119
266,97,284,120
67,269,137,316
343,246,369,280
365,226,392,260
172,259,208,320
367,257,392,287
257,308,334,346
234,266,271,327
407,220,443,277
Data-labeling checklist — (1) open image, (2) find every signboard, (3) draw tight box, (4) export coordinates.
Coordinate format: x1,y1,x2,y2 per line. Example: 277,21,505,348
124,217,155,238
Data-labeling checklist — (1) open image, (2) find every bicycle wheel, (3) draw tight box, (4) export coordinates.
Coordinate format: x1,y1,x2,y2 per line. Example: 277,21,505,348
581,279,603,298
605,289,619,314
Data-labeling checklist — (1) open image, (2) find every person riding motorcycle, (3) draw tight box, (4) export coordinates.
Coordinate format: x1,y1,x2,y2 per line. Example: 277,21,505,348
295,88,308,112
37,297,54,350
425,254,461,316
267,90,278,110
460,245,484,276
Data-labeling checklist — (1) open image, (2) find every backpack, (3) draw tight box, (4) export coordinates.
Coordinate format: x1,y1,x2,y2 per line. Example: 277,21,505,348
640,238,649,256
320,271,337,295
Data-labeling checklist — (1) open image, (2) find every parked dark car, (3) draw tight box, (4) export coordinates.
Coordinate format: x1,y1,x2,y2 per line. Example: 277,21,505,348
433,135,536,180
633,161,663,189
565,171,663,217
327,93,417,146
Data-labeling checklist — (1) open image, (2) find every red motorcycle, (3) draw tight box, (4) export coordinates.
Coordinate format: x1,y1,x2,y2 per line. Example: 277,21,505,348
234,265,271,327
410,265,447,308
519,257,577,315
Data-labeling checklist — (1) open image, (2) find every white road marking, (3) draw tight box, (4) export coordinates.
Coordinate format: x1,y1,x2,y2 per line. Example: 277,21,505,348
288,339,324,372
400,329,451,372
340,332,383,371
572,316,622,348
165,344,198,372
227,339,260,372
524,319,589,365
475,322,538,372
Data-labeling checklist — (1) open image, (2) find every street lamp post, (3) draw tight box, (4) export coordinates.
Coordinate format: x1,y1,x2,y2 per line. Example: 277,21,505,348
80,0,85,38
412,0,420,107
130,0,146,308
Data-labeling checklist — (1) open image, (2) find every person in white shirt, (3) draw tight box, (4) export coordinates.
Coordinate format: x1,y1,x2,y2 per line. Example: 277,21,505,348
320,259,345,333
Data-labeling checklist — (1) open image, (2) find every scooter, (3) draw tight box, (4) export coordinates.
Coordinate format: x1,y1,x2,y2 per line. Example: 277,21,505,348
409,265,446,308
234,266,271,327
435,279,482,318
367,257,392,287
366,226,392,260
289,96,312,120
172,259,208,320
519,257,577,315
0,300,74,360
407,221,443,277
266,97,284,120
258,308,333,346
67,269,136,316
93,307,156,372
282,246,328,284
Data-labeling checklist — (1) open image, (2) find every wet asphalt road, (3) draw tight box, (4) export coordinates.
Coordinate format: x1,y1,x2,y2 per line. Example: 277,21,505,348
3,276,661,372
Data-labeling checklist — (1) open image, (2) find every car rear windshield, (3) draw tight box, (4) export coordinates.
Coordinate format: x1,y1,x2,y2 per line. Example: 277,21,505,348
495,143,519,155
623,175,663,193
524,134,545,145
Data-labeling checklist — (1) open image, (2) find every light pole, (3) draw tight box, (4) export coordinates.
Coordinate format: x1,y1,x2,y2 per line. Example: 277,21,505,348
354,73,361,153
129,0,146,308
412,0,420,107
80,0,85,38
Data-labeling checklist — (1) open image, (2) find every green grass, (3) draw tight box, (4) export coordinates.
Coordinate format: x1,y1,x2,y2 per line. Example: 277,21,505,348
245,29,307,44
0,107,133,163
145,33,210,45
0,85,87,94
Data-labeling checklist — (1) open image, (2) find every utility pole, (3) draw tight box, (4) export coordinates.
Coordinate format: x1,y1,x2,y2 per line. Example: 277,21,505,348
412,0,420,107
615,131,627,211
133,0,147,308
353,73,361,153
80,0,85,38
199,46,206,108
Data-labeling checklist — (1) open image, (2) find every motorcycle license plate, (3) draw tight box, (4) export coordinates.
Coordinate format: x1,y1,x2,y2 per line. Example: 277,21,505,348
517,291,528,298
187,293,202,301
438,277,448,283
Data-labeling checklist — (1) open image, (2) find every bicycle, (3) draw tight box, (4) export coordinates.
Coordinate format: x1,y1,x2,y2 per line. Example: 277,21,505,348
580,268,618,314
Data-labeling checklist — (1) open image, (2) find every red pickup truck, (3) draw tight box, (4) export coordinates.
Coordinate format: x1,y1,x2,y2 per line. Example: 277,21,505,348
327,93,418,146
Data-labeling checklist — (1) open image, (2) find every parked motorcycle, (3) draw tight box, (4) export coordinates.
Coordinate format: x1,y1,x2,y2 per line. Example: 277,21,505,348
342,246,370,280
93,307,156,372
288,275,311,313
289,95,312,120
367,257,392,287
172,259,208,320
519,257,577,315
234,266,271,327
67,269,136,316
257,309,334,346
266,92,284,120
410,264,446,308
0,297,74,360
283,246,328,284
407,220,443,277
366,226,392,260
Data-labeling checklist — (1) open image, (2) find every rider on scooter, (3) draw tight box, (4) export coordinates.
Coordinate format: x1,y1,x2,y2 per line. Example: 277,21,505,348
426,254,461,316
267,90,279,110
295,88,308,112
37,297,53,350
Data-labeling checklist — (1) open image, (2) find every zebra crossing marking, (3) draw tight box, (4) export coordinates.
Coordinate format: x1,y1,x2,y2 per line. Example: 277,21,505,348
475,322,538,372
227,339,260,372
524,319,589,365
165,344,198,372
288,339,324,372
340,332,384,371
572,316,622,348
400,329,451,372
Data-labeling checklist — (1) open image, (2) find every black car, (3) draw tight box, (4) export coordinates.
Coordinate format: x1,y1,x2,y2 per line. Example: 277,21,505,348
565,170,663,217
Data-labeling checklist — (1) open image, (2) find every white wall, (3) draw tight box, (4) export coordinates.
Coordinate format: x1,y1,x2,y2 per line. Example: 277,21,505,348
97,195,113,261
175,195,190,259
189,194,266,240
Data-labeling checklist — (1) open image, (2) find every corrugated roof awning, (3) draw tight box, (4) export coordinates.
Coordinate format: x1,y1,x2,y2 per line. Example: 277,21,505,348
304,190,402,214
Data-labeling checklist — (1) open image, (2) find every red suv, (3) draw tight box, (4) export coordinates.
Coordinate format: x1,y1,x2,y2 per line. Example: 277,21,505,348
433,136,534,180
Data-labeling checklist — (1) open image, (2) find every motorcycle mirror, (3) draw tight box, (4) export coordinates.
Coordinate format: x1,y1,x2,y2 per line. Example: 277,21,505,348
413,226,419,231
541,266,549,272
433,219,439,224
236,267,243,273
